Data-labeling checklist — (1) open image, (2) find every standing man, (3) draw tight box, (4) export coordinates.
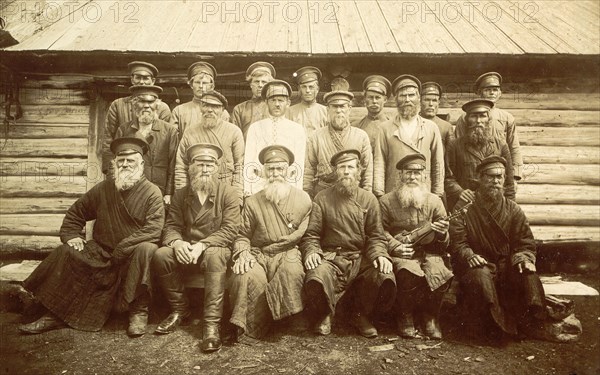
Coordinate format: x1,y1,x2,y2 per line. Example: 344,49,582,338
455,72,523,181
171,62,230,138
379,154,452,339
445,99,515,210
229,145,312,340
420,81,454,151
243,80,306,196
351,75,392,153
301,150,395,338
114,85,178,204
231,62,276,140
373,75,444,198
174,90,244,202
152,143,239,352
304,90,373,198
287,66,327,138
449,156,545,343
19,138,164,337
102,61,171,174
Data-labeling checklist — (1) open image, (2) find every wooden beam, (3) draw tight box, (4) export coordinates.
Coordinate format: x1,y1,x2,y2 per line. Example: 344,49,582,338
0,157,88,176
521,164,600,185
0,124,88,139
0,105,89,124
521,204,600,226
517,184,600,205
521,146,600,165
0,176,87,197
0,138,88,157
531,225,600,242
0,235,60,258
0,197,76,214
519,126,600,147
18,88,90,105
0,214,64,236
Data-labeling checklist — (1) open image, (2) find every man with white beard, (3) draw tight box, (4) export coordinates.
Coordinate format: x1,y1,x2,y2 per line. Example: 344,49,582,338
114,85,178,205
301,150,395,338
152,143,239,353
20,138,164,337
304,90,373,198
229,145,312,340
373,75,444,198
379,153,452,340
175,90,244,203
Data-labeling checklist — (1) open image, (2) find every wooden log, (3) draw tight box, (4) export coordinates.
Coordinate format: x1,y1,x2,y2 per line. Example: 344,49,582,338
0,235,61,258
521,164,600,185
0,176,89,197
0,214,64,236
0,138,88,157
531,226,600,242
521,146,600,165
519,126,600,147
21,77,93,89
0,197,76,214
0,157,89,176
0,123,88,138
521,205,600,226
517,184,600,205
0,105,90,124
18,88,90,105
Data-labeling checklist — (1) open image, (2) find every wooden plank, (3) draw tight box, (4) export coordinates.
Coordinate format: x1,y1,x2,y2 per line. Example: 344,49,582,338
520,164,600,185
442,93,600,111
531,225,600,242
355,1,399,53
218,1,261,53
0,235,61,257
161,2,207,52
0,214,64,236
254,2,290,53
519,126,600,147
521,204,600,226
521,146,599,164
18,88,90,105
517,184,600,205
0,138,88,157
309,0,345,54
0,105,89,124
286,0,311,53
0,176,88,197
0,124,88,138
336,1,372,53
21,76,94,89
126,2,183,52
0,157,88,176
0,197,76,214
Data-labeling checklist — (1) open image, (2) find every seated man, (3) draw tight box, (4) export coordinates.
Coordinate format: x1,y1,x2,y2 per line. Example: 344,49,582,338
229,145,312,340
379,154,452,339
449,156,546,343
20,137,164,337
152,143,239,353
301,149,395,338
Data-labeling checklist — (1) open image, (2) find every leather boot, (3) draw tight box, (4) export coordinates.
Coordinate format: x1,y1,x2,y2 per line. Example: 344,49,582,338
314,313,332,335
351,312,378,338
422,289,444,340
19,312,66,334
155,271,190,334
396,288,418,338
128,290,150,338
201,272,226,353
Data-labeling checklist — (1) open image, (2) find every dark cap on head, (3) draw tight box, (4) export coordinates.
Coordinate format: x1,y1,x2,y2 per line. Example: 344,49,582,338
323,90,354,105
363,75,392,96
128,61,159,77
186,143,223,162
462,99,494,114
293,66,322,84
129,85,163,99
330,149,361,166
421,81,442,97
187,62,217,81
261,79,292,99
396,153,426,170
392,74,422,95
200,90,228,107
475,72,502,91
258,145,295,165
110,136,148,156
246,61,276,79
476,155,507,174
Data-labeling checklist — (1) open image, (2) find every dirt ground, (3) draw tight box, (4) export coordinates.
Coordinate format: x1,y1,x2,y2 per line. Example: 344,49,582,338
1,272,598,375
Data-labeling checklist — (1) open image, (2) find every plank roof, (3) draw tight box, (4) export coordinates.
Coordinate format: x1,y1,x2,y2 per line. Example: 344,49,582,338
3,0,599,55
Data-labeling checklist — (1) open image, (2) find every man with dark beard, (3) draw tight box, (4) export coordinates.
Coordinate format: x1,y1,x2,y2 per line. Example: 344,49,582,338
379,154,452,339
114,85,178,205
449,156,545,344
175,91,244,203
445,99,515,210
304,90,373,198
419,82,454,151
373,75,444,198
152,143,239,353
301,150,395,338
351,75,392,153
229,145,312,340
20,138,164,337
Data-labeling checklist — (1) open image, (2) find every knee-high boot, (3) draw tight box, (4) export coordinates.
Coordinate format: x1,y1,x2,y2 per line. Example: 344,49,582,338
155,271,190,334
201,272,226,352
128,289,150,337
422,286,447,340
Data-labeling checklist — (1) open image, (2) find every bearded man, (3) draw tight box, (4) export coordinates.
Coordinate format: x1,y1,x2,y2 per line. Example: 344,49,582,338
229,145,312,340
351,75,392,153
373,75,444,198
449,156,545,343
379,154,452,340
301,150,395,338
171,62,230,138
287,66,327,138
114,85,178,205
152,143,239,352
20,138,164,337
445,99,515,210
304,90,373,198
175,90,244,202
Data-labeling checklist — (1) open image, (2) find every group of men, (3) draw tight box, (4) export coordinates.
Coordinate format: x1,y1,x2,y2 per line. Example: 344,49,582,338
19,60,545,352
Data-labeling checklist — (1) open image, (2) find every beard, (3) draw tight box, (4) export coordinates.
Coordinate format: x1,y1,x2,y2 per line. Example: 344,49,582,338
335,175,359,198
113,162,144,191
467,127,491,147
396,182,428,210
477,184,504,205
329,114,349,130
263,177,290,204
137,111,155,125
202,115,219,129
189,164,217,195
398,102,420,120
